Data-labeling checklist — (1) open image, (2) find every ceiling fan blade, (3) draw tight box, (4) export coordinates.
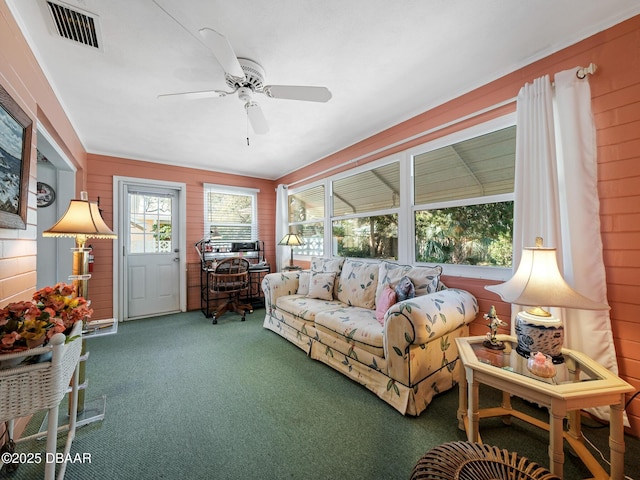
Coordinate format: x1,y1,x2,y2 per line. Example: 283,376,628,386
157,89,228,100
245,102,269,135
263,85,332,102
198,28,246,80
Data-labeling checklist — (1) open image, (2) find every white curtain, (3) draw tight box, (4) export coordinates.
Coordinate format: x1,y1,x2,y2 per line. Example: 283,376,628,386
554,68,623,422
514,68,624,422
275,184,289,271
513,75,563,267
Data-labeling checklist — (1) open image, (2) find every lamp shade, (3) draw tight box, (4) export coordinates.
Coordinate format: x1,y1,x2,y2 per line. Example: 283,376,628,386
278,233,304,247
485,242,608,311
43,193,117,244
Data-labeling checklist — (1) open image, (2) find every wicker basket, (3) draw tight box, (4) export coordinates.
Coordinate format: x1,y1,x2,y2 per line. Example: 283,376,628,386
410,441,561,480
0,321,83,423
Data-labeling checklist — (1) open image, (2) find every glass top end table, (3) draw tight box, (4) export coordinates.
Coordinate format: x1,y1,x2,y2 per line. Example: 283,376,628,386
456,335,633,480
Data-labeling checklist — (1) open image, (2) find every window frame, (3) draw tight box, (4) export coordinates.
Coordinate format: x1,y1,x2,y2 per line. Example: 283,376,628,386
287,182,326,257
285,113,516,281
408,114,516,280
203,183,260,242
329,156,401,260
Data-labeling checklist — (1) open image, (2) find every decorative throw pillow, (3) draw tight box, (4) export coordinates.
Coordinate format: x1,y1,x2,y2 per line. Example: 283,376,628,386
375,285,397,325
395,275,415,302
376,261,442,300
307,272,336,301
297,271,310,295
336,259,379,309
310,256,345,274
310,257,344,297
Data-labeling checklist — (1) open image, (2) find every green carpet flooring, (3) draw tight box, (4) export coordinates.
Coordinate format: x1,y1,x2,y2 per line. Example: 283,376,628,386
3,310,639,479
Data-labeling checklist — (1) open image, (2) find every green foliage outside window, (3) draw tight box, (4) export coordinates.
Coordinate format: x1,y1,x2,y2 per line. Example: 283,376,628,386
415,202,513,266
151,222,171,241
333,214,398,260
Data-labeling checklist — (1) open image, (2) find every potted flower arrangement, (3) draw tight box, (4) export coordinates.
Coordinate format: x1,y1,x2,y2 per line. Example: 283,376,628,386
0,283,91,359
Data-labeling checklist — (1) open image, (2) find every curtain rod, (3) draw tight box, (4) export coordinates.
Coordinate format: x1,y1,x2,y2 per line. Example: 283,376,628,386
284,63,596,190
576,63,597,79
286,96,517,189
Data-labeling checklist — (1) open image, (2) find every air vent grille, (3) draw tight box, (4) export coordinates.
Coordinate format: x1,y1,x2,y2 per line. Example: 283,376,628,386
46,1,99,49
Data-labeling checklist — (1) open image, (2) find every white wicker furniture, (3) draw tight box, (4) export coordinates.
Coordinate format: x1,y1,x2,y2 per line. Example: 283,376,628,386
0,321,82,480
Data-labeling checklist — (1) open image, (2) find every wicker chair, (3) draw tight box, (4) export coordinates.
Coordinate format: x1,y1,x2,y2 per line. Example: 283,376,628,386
208,257,253,324
0,321,83,480
410,441,561,480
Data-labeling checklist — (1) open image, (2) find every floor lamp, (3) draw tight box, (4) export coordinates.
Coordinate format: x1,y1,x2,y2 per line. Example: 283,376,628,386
43,191,117,413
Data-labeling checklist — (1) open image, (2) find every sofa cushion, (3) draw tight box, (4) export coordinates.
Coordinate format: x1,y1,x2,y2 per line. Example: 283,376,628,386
376,262,442,301
297,270,310,295
315,306,384,357
336,259,379,309
276,295,344,323
307,272,336,300
375,285,397,325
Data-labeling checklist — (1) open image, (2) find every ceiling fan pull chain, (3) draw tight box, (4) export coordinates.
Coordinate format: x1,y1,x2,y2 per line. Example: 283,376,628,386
246,108,250,146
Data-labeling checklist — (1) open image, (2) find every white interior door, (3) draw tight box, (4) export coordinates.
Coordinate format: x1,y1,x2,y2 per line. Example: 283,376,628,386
124,185,181,319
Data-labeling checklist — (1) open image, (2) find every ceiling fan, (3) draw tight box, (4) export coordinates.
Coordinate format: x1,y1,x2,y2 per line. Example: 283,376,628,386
158,27,332,135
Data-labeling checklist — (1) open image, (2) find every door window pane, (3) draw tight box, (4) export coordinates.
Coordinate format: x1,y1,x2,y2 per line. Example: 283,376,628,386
129,193,172,254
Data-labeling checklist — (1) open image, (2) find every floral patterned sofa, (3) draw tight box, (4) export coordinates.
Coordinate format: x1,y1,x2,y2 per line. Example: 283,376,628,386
261,257,478,416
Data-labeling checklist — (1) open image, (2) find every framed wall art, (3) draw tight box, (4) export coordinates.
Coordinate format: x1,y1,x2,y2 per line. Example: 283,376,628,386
0,83,32,229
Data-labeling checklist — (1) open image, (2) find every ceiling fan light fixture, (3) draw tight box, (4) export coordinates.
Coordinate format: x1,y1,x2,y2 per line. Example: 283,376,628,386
226,58,265,91
157,25,331,136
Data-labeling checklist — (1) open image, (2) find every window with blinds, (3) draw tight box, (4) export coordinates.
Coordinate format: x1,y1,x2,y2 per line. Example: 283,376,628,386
204,184,259,243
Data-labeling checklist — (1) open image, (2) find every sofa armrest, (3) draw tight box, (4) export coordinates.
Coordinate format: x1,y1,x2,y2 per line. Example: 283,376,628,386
261,271,303,313
384,288,478,384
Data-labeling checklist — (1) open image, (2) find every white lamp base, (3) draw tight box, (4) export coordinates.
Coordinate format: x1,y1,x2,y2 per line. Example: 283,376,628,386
514,310,564,363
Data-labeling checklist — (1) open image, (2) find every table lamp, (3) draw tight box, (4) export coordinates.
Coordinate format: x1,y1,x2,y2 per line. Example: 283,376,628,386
485,237,609,363
43,191,117,411
278,233,304,268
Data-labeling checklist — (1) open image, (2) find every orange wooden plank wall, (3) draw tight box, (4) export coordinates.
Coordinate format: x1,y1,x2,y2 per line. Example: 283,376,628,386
0,0,639,436
276,16,640,435
86,154,276,317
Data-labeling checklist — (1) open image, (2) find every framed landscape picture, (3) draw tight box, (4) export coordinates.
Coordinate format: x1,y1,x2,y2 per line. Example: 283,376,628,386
0,83,32,229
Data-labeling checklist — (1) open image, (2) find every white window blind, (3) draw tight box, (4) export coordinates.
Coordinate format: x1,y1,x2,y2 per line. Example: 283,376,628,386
203,184,259,242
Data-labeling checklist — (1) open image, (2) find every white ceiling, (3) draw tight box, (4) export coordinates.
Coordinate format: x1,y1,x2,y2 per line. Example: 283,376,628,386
7,0,640,180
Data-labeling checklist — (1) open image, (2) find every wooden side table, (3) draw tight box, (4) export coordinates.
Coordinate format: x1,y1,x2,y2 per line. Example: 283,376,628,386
456,335,633,480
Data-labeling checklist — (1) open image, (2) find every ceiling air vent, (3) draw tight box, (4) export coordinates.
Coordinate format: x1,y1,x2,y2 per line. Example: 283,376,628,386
46,0,101,49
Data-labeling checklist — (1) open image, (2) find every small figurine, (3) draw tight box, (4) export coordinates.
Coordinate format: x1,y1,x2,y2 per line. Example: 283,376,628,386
483,305,507,350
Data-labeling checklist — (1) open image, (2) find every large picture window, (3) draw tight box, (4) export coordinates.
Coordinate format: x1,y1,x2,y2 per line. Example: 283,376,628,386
413,125,516,267
285,117,515,277
204,184,259,243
